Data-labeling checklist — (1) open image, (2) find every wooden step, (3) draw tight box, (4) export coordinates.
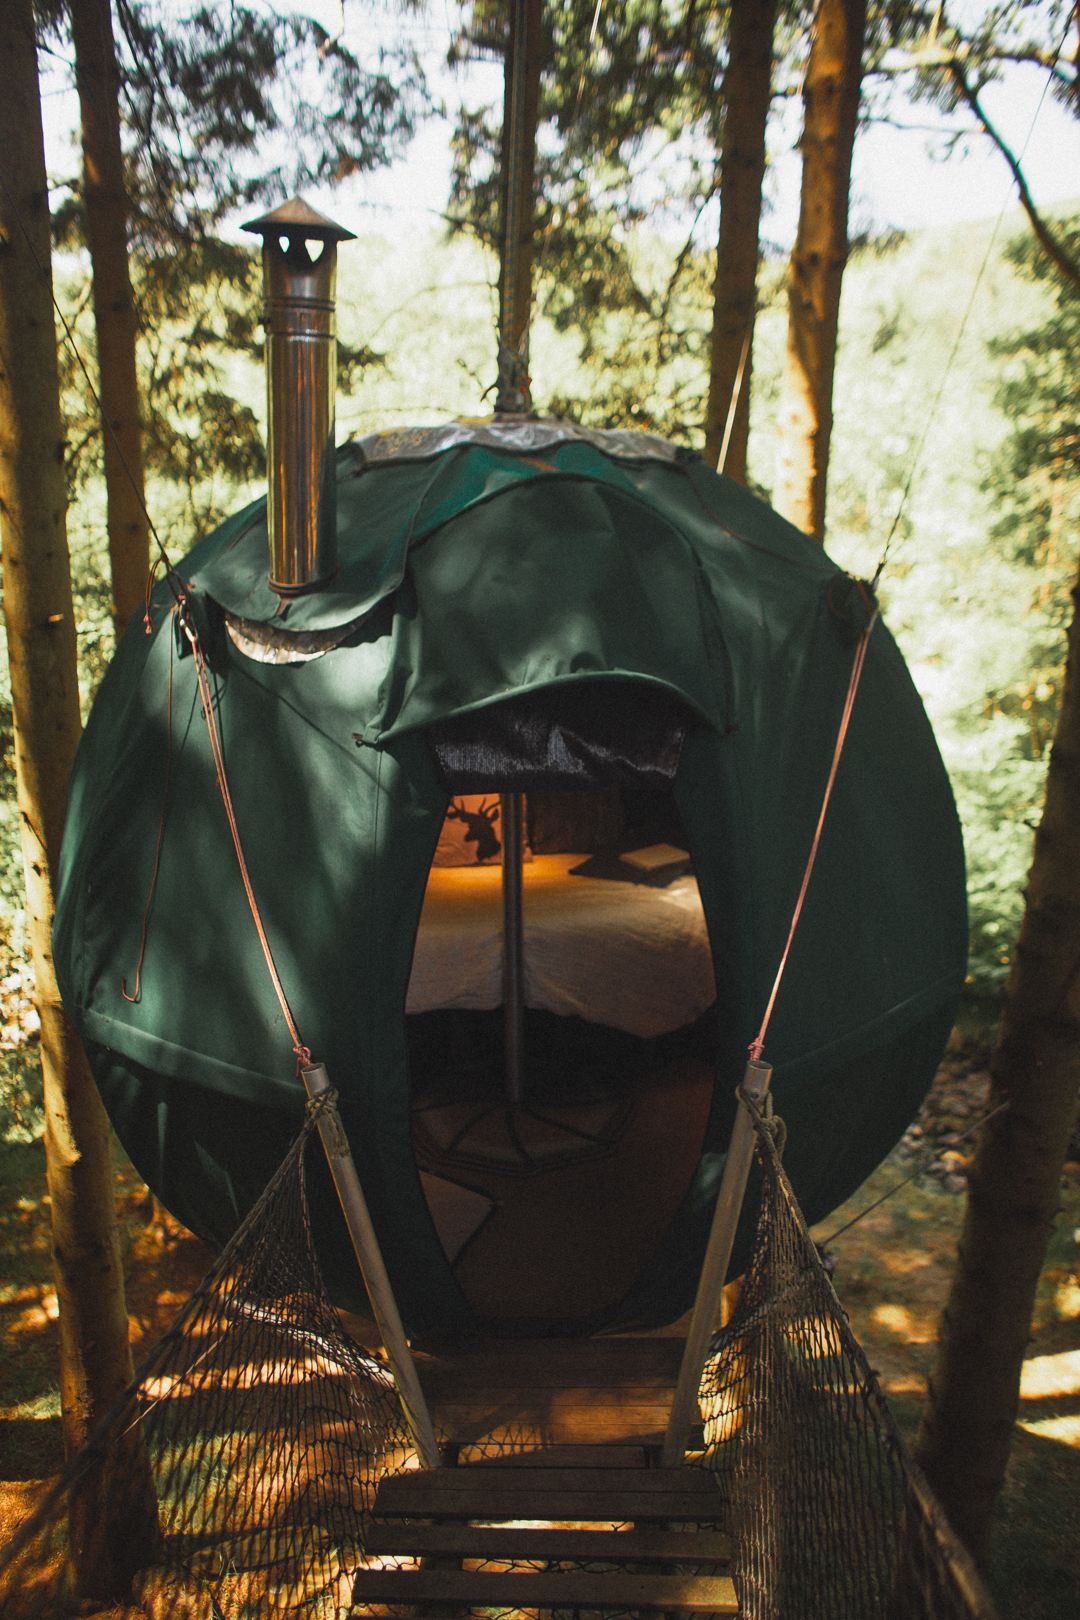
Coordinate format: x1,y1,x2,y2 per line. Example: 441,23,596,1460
459,1443,648,1469
372,1466,724,1524
430,1402,697,1446
417,1339,686,1388
413,1336,696,1446
349,1566,737,1613
389,1467,722,1494
363,1522,731,1564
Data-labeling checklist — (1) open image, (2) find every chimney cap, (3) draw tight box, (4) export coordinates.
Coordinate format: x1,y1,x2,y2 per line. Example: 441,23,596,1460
242,195,356,243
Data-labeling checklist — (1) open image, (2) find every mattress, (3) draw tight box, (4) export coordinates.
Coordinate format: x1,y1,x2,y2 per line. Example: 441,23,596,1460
405,854,716,1040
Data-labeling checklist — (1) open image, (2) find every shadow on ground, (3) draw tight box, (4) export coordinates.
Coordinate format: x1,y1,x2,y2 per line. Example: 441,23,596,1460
812,1050,1080,1620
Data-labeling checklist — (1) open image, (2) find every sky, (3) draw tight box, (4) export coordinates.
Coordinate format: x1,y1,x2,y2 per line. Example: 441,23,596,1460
353,51,1080,252
37,1,1080,251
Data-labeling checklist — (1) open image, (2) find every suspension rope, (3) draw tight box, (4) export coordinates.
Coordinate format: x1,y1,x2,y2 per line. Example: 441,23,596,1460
182,609,311,1071
749,603,878,1061
817,1099,1010,1245
718,329,751,476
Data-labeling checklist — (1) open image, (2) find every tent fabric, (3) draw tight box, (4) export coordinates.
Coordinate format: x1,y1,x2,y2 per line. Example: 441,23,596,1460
53,423,967,1339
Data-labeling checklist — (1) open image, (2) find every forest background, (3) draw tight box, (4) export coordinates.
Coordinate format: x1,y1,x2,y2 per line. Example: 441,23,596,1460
1,1,1080,1609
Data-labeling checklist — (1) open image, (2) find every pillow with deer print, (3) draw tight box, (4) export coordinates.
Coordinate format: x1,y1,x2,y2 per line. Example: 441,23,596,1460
433,795,532,867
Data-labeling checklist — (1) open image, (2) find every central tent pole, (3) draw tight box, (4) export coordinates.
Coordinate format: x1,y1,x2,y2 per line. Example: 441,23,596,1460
496,0,537,1100
501,792,526,1103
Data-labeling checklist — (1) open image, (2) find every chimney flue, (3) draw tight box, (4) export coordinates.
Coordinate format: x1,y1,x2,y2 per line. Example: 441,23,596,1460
242,197,356,597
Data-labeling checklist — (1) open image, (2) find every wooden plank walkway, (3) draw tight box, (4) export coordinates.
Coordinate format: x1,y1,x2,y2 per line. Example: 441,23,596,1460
363,1524,732,1562
346,1336,732,1615
413,1334,699,1448
372,1463,724,1524
351,1426,734,1617
350,1566,737,1612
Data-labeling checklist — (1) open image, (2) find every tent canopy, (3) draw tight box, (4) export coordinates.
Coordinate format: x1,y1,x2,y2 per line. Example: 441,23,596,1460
54,420,967,1338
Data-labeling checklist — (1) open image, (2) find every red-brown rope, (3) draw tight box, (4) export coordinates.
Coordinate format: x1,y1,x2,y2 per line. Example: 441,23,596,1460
749,611,878,1062
182,608,312,1072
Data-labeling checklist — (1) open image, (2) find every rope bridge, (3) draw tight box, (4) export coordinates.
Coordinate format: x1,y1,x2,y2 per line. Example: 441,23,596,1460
0,1095,997,1619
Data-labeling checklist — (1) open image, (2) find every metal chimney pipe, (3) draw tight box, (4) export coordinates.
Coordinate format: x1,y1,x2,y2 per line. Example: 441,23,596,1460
242,197,355,596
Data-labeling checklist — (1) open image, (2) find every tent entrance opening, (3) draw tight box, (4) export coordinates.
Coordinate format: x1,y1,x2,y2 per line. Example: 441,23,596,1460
405,683,718,1321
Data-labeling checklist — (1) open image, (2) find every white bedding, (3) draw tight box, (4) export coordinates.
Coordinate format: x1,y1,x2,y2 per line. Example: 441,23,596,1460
405,854,715,1040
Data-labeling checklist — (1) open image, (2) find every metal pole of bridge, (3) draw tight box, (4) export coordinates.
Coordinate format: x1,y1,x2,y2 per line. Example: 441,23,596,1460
662,1059,773,1467
302,1064,442,1471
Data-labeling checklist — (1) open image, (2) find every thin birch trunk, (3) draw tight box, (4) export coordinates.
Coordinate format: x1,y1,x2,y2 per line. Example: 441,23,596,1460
70,0,149,639
772,0,865,541
704,0,777,483
914,567,1080,1563
0,0,157,1592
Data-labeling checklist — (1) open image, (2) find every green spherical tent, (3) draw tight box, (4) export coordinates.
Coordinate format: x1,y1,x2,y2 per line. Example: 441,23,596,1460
54,418,966,1339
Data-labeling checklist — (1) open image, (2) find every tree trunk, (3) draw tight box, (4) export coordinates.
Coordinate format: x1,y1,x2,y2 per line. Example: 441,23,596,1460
70,0,149,639
0,0,157,1592
772,0,865,541
496,0,542,411
914,569,1080,1564
703,0,777,483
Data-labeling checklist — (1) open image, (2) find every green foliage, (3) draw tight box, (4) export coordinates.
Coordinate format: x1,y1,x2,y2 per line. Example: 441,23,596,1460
38,0,430,236
808,208,1080,1002
446,1,948,428
951,725,1046,995
987,219,1080,587
890,1,1079,117
33,0,403,685
964,217,1080,991
0,1027,43,1148
543,232,714,439
0,898,42,1144
55,225,266,543
42,0,413,550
